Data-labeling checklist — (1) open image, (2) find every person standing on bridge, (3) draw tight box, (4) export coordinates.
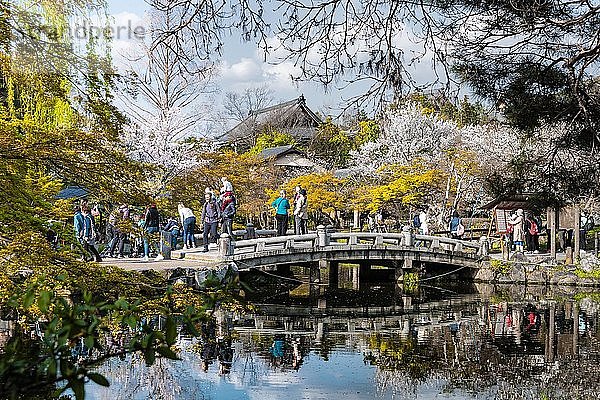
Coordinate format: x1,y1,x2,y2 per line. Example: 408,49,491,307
449,210,464,239
419,209,429,235
294,189,308,235
292,185,302,234
221,193,236,237
272,189,290,236
142,203,160,262
178,203,196,249
201,191,222,252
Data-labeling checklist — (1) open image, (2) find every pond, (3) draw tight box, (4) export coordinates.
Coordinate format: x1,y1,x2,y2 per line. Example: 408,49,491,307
86,279,600,400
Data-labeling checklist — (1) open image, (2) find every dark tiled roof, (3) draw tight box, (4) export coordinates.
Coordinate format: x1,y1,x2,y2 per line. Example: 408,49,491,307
258,145,299,159
219,95,322,143
480,193,540,210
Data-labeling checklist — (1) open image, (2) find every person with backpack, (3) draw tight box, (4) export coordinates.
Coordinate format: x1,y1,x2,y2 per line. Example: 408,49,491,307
449,210,465,239
201,191,222,252
412,213,421,230
525,212,540,253
162,216,181,251
221,193,236,237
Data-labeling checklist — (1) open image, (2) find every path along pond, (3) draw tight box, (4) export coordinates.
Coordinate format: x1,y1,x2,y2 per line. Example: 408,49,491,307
87,269,600,400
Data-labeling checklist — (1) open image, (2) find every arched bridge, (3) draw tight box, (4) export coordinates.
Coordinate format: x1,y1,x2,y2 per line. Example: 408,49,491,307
217,229,488,271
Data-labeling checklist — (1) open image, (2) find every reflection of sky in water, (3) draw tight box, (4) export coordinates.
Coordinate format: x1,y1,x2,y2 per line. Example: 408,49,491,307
87,340,489,400
88,345,382,400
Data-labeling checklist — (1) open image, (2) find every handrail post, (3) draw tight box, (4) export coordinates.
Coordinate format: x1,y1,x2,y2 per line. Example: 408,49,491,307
348,234,358,245
317,225,330,247
245,223,256,239
478,236,489,256
402,225,414,247
219,233,233,256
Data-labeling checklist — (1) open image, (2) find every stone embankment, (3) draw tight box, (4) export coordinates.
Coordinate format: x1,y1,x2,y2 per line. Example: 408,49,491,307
475,251,600,286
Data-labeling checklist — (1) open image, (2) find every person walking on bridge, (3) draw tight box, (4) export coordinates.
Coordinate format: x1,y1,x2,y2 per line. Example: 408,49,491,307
272,190,290,236
75,205,102,262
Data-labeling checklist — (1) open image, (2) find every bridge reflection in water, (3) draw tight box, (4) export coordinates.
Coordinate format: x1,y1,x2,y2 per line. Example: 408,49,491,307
231,282,600,397
87,282,600,399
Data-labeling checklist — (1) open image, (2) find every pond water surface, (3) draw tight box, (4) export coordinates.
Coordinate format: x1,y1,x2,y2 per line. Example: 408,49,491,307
87,281,600,400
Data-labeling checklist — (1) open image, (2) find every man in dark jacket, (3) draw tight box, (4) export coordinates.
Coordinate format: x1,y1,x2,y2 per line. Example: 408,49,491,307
143,204,160,261
201,191,222,252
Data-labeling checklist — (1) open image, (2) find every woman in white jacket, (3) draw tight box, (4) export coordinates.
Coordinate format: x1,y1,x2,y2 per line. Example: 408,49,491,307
178,203,196,249
508,208,525,252
294,189,309,235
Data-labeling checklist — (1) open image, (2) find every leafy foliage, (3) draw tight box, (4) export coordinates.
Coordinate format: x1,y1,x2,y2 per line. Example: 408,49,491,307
0,1,148,241
169,151,281,221
308,117,353,169
280,173,346,216
0,234,240,399
248,130,296,155
350,160,446,214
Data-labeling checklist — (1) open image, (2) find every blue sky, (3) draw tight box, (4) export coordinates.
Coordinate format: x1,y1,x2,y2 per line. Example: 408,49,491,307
105,0,346,120
104,0,442,134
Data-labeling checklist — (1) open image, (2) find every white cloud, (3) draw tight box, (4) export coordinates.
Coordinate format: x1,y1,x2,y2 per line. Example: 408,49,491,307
220,58,264,82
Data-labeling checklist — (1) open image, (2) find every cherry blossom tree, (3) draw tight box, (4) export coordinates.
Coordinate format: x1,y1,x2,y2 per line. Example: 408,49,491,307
347,102,524,227
349,103,457,176
120,0,217,197
122,107,211,196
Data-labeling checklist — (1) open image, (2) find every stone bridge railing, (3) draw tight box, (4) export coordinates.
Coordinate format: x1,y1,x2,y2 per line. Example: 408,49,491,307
218,225,489,258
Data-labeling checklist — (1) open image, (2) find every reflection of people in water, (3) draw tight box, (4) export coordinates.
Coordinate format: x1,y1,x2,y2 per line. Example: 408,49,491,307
200,319,218,372
218,337,234,375
199,316,235,374
292,338,303,370
269,335,305,370
270,335,285,366
522,305,541,334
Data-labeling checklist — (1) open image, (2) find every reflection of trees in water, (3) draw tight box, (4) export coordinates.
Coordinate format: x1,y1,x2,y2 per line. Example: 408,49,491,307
93,349,208,400
364,299,600,399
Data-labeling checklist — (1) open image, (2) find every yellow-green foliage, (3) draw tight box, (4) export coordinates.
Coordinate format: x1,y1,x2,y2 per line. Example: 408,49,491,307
403,272,420,293
169,150,280,218
400,92,490,127
366,333,428,378
309,117,353,168
248,130,296,155
489,259,512,274
269,173,346,214
351,159,446,212
574,268,600,280
354,119,380,148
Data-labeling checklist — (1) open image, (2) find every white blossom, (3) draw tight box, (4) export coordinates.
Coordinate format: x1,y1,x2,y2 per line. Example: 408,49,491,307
123,107,211,195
